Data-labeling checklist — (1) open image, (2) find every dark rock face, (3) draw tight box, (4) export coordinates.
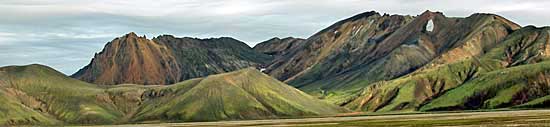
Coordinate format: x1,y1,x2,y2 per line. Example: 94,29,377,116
253,37,305,57
264,11,521,93
72,33,272,85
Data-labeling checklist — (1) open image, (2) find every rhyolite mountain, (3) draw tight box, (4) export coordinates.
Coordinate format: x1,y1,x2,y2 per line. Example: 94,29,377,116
259,10,550,113
72,32,272,85
262,10,522,103
0,64,345,125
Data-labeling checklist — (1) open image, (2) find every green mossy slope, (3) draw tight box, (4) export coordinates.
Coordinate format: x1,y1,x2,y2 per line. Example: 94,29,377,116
344,26,550,112
0,65,345,125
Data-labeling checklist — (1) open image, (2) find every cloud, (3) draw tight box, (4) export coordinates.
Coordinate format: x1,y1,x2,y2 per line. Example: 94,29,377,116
0,0,549,74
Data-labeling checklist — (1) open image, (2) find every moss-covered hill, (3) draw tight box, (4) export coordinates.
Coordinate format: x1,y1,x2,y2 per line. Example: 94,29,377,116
0,65,345,126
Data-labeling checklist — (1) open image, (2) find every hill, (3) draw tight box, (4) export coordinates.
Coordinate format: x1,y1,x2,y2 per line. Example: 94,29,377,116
0,64,124,125
132,67,346,122
72,33,272,85
0,64,345,125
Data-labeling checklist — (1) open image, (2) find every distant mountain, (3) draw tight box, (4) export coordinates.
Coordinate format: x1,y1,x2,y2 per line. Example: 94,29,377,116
263,10,521,104
0,64,345,125
72,32,272,85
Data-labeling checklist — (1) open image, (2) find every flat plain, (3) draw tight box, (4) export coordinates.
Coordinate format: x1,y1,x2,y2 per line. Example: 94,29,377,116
92,109,550,127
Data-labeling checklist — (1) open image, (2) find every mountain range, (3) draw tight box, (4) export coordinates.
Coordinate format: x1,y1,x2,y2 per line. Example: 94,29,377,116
2,10,550,125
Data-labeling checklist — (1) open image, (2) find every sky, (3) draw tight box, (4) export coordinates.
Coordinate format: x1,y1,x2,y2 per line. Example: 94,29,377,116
1,0,550,75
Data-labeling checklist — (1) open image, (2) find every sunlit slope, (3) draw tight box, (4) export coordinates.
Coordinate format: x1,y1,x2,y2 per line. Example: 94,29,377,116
0,64,127,125
0,88,60,125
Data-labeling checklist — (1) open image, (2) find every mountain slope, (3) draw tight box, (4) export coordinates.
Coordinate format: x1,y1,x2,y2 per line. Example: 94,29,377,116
263,11,520,103
420,26,550,111
72,33,272,85
0,64,345,125
344,26,550,112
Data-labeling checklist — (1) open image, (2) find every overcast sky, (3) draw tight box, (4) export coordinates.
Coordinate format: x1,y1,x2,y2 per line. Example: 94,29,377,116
1,0,550,75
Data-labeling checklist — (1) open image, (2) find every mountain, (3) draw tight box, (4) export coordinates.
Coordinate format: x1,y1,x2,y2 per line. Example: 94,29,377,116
262,11,521,103
0,64,345,125
345,26,550,112
72,32,272,85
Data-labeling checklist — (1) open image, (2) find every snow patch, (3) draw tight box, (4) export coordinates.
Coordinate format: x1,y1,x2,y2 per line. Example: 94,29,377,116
426,19,434,32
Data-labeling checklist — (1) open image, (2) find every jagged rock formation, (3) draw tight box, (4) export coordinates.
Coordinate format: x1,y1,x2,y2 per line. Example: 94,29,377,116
72,33,272,85
263,11,521,104
253,37,305,57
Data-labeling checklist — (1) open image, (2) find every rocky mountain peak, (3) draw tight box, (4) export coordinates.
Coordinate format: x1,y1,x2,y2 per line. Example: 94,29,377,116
72,33,271,85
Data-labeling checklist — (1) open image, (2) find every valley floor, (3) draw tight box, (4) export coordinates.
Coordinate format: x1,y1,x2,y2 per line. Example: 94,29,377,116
88,109,550,127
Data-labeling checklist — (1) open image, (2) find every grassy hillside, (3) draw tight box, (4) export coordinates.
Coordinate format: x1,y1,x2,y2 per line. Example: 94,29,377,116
0,65,345,125
0,64,126,125
132,68,346,122
0,89,61,125
344,26,550,112
421,62,550,111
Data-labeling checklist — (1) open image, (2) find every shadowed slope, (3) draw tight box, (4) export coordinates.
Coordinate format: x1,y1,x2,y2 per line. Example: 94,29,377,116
253,37,306,59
